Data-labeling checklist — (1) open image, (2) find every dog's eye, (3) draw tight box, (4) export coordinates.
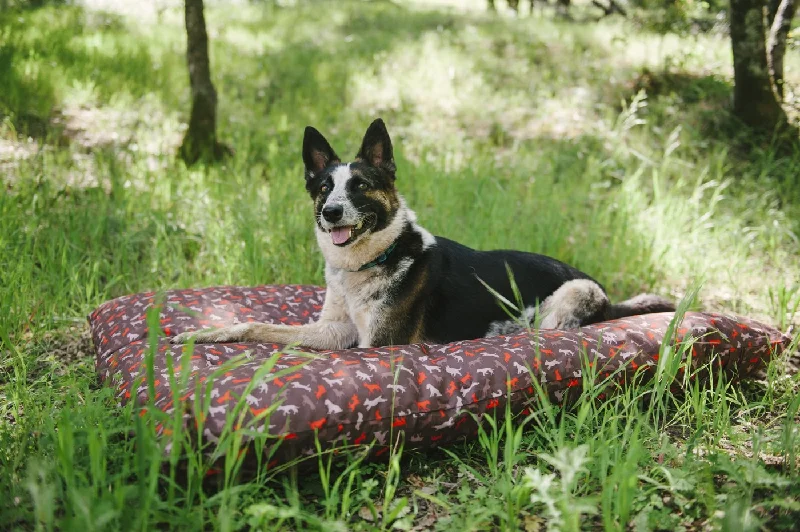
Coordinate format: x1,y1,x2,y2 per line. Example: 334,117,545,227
320,184,330,193
357,182,369,191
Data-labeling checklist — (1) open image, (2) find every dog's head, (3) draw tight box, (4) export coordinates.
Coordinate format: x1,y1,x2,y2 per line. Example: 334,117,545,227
302,119,401,248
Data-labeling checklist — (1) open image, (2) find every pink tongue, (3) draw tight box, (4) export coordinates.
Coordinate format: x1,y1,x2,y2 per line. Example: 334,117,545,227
331,227,352,245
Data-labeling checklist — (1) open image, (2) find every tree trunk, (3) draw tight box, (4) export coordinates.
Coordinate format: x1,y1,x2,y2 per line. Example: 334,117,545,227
729,0,789,131
179,0,229,165
591,0,628,16
767,0,797,99
768,0,782,22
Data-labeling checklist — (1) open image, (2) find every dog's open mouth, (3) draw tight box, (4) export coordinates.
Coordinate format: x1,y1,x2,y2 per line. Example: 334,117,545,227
329,220,366,246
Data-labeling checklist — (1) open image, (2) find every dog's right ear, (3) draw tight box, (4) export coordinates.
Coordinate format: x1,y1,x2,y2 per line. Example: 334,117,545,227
302,126,340,179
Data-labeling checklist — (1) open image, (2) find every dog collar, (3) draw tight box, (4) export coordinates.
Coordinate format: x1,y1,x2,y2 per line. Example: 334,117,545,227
357,241,398,272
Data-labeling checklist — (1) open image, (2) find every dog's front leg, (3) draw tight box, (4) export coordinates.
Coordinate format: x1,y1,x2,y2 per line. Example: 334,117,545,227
171,321,358,349
170,286,358,350
362,305,427,348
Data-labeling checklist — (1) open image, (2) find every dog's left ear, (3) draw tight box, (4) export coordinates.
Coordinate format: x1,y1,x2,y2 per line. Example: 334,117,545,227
356,118,396,176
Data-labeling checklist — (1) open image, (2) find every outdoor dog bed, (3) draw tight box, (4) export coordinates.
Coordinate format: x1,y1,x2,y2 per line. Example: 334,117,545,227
90,284,791,464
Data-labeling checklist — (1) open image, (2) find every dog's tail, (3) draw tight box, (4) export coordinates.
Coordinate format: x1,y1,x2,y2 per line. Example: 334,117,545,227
607,294,676,320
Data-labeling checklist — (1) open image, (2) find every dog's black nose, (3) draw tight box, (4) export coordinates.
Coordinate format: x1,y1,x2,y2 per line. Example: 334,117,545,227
322,204,344,222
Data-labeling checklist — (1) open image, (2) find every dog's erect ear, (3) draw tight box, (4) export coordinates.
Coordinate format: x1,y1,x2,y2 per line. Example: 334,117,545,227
303,126,340,178
356,118,396,175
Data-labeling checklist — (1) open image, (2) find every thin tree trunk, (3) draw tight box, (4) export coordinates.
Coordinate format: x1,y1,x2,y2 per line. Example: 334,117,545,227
768,0,782,22
767,0,797,99
591,0,628,16
179,0,229,164
729,0,789,131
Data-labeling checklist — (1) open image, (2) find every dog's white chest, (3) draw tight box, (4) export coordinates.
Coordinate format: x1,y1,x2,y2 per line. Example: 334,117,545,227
326,268,387,347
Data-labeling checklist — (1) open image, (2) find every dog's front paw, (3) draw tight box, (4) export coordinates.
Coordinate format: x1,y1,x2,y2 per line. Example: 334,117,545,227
171,324,249,345
171,329,211,344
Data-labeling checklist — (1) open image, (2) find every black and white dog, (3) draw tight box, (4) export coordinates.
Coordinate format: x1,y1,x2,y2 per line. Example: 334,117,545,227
172,119,674,349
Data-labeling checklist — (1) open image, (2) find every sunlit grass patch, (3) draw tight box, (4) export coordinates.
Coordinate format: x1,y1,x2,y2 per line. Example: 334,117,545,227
0,4,186,155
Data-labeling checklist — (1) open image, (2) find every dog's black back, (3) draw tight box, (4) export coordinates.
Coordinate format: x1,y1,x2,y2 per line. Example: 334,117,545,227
370,220,600,345
424,237,599,343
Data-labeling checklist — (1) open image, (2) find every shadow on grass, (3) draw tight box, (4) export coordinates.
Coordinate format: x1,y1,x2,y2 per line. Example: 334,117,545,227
211,1,465,133
625,68,731,106
615,67,800,207
0,6,170,142
1,0,464,149
0,40,57,137
616,67,800,154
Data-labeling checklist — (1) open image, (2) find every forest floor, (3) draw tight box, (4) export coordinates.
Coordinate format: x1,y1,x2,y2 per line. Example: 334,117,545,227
1,0,799,530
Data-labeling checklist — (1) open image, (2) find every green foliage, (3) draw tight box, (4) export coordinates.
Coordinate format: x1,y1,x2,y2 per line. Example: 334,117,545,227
0,0,68,10
629,0,728,35
1,1,799,530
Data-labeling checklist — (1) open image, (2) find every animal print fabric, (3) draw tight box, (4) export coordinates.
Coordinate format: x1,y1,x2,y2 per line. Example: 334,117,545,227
90,285,790,464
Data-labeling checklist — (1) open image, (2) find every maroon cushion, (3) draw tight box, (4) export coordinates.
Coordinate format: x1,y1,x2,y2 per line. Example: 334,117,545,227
89,284,791,464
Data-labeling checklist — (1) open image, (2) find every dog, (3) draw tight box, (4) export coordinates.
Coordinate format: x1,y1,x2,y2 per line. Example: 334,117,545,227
172,119,674,349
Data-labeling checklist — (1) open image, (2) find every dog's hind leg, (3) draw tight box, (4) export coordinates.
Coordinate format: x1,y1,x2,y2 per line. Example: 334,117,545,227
538,279,609,329
485,279,609,336
485,281,677,337
542,284,676,326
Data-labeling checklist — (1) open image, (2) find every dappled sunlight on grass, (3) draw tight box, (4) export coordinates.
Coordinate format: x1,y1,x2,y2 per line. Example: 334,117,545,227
346,16,612,158
2,0,798,321
219,24,285,56
214,3,352,56
78,0,181,20
2,1,800,530
0,4,186,142
620,156,799,319
593,23,733,74
401,0,490,12
2,0,799,315
577,92,800,320
349,31,493,150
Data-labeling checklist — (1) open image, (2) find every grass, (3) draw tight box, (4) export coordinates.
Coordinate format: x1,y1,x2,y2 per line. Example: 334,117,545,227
1,0,799,529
